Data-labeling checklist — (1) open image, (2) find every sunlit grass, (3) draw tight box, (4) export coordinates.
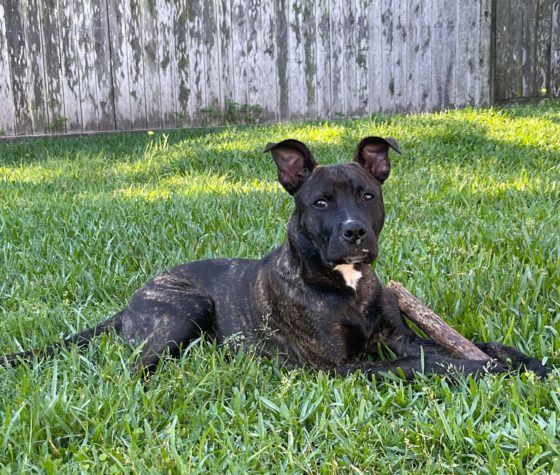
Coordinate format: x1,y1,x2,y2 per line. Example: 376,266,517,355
0,101,559,473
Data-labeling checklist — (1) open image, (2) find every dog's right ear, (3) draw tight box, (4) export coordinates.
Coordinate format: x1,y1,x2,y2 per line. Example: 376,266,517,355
263,139,317,194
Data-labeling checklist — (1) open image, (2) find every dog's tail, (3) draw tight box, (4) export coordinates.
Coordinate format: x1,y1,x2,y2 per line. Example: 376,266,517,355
0,311,124,367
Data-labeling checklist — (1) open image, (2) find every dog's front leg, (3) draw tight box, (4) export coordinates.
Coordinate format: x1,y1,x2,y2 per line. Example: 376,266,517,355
337,355,505,381
368,287,451,358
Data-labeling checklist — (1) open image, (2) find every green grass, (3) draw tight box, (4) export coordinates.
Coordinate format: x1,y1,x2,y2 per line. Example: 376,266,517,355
1,101,559,473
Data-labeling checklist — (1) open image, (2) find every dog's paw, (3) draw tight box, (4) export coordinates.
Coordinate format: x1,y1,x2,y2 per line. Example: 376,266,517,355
476,342,551,380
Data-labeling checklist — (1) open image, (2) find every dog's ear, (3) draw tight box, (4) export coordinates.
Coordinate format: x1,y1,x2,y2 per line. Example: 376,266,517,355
354,136,401,184
263,139,317,194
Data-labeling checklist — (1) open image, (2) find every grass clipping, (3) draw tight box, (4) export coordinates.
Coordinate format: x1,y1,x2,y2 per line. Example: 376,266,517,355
387,281,490,361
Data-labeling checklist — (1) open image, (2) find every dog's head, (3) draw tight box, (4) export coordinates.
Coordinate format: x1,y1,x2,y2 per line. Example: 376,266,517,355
264,137,400,269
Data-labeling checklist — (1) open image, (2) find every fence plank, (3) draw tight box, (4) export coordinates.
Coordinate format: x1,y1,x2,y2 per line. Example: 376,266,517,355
174,0,190,127
141,0,163,129
478,0,492,105
343,0,357,116
522,0,537,97
368,0,382,114
75,0,100,131
0,1,16,136
107,0,131,129
315,0,331,118
552,1,560,97
23,0,49,134
330,0,345,116
92,0,115,131
275,0,289,119
41,0,65,134
431,0,444,110
128,0,146,129
288,0,305,119
5,0,33,135
247,0,261,114
156,0,176,128
232,0,248,113
260,0,278,121
204,0,221,115
419,0,432,110
535,0,552,97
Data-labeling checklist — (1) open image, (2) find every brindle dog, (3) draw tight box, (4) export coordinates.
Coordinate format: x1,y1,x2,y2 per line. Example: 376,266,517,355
2,137,550,379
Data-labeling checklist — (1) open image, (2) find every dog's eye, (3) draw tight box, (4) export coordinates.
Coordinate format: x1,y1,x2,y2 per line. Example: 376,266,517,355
362,192,375,202
313,199,328,209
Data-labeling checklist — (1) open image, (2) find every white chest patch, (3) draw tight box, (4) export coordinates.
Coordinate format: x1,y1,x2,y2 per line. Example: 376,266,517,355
334,264,362,290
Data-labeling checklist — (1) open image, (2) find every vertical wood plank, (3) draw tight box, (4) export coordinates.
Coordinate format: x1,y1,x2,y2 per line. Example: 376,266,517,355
510,0,523,98
478,0,492,105
521,0,537,97
355,0,370,116
40,0,65,133
343,0,357,116
157,0,177,129
368,0,382,113
405,0,418,111
454,1,469,105
247,0,261,113
260,0,278,121
188,0,205,125
107,0,132,129
431,0,445,110
173,0,190,127
23,0,48,134
315,0,331,117
216,0,232,113
302,0,317,119
0,0,16,136
204,0,221,114
330,0,345,116
418,0,432,110
552,1,560,97
74,0,100,131
127,0,146,129
442,0,456,107
92,0,115,130
380,0,394,112
535,0,552,97
494,0,508,100
6,0,33,135
393,0,407,111
275,0,290,119
231,0,248,113
465,0,479,106
288,0,305,119
141,0,162,129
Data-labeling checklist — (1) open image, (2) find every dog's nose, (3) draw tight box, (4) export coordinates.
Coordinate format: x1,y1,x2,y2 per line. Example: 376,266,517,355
342,221,367,243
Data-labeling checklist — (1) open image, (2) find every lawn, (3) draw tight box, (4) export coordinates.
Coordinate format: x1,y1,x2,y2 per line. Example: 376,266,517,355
0,101,559,473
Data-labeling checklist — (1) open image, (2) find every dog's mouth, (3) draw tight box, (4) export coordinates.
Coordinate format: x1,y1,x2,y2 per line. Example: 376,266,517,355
323,249,375,268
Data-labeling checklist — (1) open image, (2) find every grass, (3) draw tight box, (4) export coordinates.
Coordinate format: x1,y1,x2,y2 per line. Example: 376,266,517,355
0,101,559,473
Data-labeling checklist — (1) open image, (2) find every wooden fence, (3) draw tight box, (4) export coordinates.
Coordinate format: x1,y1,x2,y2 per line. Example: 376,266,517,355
0,0,558,138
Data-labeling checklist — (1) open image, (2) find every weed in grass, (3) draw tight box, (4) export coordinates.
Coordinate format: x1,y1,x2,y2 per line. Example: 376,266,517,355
0,101,559,472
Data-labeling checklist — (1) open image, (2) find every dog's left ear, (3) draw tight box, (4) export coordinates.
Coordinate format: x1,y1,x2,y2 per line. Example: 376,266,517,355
263,139,317,194
354,136,401,184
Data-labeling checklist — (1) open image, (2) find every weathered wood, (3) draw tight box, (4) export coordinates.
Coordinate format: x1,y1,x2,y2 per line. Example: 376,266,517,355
330,0,344,116
231,0,248,116
419,0,432,110
387,281,490,361
0,0,558,137
75,0,100,131
92,0,115,131
107,0,132,130
174,0,190,127
275,0,289,120
0,1,16,136
157,0,177,129
552,1,560,97
141,0,163,129
260,0,278,121
187,0,207,125
41,0,65,133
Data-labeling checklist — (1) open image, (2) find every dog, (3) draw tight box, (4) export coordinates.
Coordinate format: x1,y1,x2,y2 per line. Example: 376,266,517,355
2,137,550,380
